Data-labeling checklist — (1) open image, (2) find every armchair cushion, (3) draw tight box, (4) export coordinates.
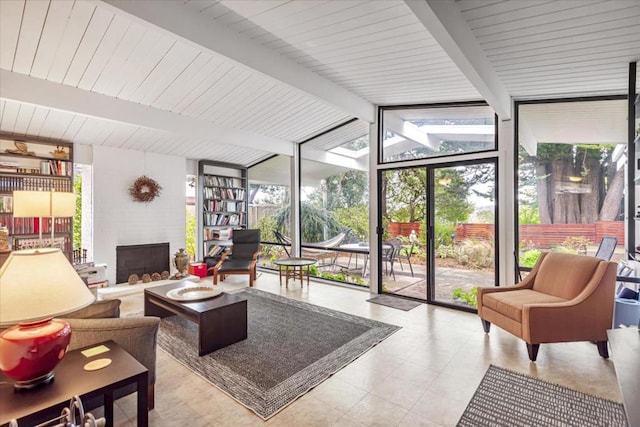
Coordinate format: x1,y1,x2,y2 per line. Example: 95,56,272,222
533,252,601,300
218,259,254,272
482,289,566,323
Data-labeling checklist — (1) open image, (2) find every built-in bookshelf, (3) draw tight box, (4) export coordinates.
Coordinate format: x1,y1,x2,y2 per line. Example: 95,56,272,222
0,134,74,259
198,160,248,260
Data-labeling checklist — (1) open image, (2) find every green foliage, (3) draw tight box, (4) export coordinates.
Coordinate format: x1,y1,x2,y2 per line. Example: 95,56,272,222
383,168,426,223
434,218,455,247
185,208,196,260
520,249,541,268
334,206,368,242
518,205,540,225
325,170,368,210
254,213,279,243
73,174,82,249
319,271,364,285
434,169,473,224
451,287,477,307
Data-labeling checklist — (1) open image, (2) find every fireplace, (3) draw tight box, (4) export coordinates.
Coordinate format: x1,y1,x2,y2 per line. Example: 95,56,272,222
116,243,170,284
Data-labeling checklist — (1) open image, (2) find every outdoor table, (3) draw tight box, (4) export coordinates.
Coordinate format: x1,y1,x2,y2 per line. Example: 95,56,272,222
274,257,317,288
338,243,393,277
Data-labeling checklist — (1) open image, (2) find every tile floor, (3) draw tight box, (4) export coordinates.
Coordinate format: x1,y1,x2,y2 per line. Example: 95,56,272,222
104,271,621,426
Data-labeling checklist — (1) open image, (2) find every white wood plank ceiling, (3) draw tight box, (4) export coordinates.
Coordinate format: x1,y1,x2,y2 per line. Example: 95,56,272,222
0,0,637,166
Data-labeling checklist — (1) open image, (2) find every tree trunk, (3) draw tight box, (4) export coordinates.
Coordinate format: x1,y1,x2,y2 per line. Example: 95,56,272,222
600,166,625,220
580,157,600,223
537,164,552,224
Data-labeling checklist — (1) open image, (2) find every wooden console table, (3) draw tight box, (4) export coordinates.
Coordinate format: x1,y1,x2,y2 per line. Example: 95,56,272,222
607,328,640,427
0,340,148,427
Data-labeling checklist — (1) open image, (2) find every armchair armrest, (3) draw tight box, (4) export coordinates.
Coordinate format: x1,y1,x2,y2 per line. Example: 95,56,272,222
64,317,160,385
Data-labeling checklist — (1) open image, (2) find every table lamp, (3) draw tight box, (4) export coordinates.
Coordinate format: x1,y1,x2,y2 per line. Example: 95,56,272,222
12,190,51,244
50,191,76,243
0,248,95,389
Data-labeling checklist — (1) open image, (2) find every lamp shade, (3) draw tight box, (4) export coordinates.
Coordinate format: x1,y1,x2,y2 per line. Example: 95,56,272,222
0,248,94,326
12,191,51,217
51,192,76,217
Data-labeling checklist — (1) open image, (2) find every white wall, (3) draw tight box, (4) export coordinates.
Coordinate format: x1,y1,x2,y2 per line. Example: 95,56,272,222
92,146,186,284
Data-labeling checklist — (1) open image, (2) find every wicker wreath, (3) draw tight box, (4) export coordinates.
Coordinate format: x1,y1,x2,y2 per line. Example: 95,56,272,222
129,175,162,202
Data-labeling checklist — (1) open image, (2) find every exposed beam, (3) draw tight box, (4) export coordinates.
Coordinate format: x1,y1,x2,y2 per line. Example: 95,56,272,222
101,0,375,123
0,69,294,156
405,0,512,120
385,111,440,150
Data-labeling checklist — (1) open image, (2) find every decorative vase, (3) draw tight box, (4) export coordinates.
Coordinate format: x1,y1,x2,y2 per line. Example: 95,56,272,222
172,248,189,279
0,318,71,389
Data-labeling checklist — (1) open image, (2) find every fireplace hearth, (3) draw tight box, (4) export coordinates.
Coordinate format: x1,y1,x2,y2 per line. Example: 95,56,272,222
116,243,170,284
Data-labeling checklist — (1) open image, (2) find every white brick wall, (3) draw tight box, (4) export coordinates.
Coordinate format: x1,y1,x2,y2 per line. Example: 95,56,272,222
92,146,186,284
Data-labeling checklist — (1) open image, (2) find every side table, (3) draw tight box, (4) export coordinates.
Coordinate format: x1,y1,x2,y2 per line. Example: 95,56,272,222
0,340,148,427
274,258,317,288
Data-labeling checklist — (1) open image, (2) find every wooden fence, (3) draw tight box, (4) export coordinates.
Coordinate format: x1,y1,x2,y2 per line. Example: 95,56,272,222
454,221,624,246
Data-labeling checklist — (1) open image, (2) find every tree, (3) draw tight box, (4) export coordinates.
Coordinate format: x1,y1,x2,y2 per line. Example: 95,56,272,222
520,144,622,224
383,168,427,222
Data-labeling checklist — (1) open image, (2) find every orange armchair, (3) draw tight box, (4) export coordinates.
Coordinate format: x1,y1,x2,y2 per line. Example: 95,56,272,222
478,252,617,361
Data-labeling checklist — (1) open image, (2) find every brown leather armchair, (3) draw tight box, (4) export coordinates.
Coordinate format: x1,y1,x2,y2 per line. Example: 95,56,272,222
477,252,617,361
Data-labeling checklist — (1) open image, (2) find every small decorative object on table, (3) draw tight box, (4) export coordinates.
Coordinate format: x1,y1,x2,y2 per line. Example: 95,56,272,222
171,248,189,279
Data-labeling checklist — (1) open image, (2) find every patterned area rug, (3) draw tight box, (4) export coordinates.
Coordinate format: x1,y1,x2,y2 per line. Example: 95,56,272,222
458,365,627,427
367,294,422,311
157,288,400,419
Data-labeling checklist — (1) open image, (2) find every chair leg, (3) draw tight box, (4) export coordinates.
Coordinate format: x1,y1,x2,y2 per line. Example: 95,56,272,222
407,258,414,277
596,341,609,358
481,319,491,333
249,273,254,287
213,269,218,285
526,343,540,362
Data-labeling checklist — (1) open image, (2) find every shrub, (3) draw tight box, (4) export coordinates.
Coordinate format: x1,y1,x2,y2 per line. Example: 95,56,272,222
520,249,541,268
452,287,477,307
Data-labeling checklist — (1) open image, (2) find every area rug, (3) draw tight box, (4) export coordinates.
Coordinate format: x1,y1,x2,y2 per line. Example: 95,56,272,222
457,365,627,427
367,294,421,311
157,288,400,419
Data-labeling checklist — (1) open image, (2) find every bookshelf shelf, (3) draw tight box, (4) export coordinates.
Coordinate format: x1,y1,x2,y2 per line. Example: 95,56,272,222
197,160,248,260
0,134,74,260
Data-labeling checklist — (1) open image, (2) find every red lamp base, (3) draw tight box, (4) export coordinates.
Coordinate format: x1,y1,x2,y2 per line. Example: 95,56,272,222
0,318,71,390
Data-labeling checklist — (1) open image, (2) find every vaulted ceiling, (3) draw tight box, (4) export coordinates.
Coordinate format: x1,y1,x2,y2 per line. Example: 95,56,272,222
0,0,638,166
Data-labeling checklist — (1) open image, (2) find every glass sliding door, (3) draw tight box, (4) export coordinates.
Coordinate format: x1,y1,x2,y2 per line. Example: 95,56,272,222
380,159,497,310
380,167,427,298
429,160,497,309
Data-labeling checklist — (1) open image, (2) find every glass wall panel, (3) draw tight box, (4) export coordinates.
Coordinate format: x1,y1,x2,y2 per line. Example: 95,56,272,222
381,104,496,163
300,120,370,287
248,155,291,270
517,99,627,272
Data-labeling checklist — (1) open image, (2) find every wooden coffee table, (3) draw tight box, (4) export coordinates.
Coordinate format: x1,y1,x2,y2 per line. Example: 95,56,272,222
144,282,247,356
274,258,317,288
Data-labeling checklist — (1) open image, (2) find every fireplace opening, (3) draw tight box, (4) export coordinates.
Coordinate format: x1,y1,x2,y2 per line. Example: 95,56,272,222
116,243,170,284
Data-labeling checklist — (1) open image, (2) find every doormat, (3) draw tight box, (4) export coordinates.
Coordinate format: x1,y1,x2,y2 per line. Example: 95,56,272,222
157,288,400,419
458,365,627,426
367,294,422,311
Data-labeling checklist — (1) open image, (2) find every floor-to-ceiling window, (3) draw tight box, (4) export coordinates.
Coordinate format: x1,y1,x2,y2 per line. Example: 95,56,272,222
516,98,628,275
379,103,498,310
248,155,291,270
299,120,370,287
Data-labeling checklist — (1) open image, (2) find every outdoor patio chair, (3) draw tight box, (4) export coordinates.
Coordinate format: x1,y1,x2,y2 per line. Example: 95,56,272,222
386,237,414,277
210,229,261,287
594,236,617,261
274,230,291,257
